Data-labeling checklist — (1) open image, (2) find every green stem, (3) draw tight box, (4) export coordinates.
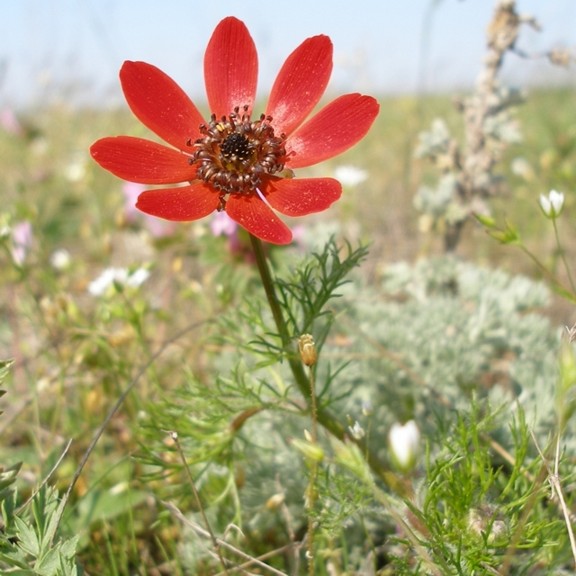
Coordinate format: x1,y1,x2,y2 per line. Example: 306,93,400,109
552,218,576,294
306,364,318,575
249,234,396,487
518,244,576,304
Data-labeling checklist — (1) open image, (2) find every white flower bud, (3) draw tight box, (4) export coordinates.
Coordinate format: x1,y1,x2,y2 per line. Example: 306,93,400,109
388,420,420,472
539,189,565,219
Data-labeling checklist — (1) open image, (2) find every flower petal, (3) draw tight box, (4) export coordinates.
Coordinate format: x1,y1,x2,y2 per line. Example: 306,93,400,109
225,194,292,245
285,94,380,168
266,35,332,136
136,183,220,221
264,177,342,216
90,136,197,184
204,17,258,117
120,61,205,150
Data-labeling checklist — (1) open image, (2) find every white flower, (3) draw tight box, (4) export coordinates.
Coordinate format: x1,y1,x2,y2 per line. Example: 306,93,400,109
388,420,420,472
50,248,71,270
334,165,368,187
539,189,565,219
510,157,534,181
348,421,365,440
127,267,151,287
63,153,87,183
88,266,150,297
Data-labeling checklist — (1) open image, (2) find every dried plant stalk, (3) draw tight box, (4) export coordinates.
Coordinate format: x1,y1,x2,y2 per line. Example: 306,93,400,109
415,0,568,252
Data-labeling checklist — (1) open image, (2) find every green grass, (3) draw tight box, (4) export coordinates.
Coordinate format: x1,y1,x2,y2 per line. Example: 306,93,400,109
1,86,576,574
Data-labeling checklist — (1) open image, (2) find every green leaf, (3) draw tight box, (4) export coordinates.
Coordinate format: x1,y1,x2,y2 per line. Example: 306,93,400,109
41,490,68,554
75,486,148,527
14,516,40,557
35,546,61,575
0,359,13,385
474,213,497,229
0,462,22,493
487,220,521,245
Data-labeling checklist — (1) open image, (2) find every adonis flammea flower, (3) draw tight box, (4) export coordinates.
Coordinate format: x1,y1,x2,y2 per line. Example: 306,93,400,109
90,17,379,245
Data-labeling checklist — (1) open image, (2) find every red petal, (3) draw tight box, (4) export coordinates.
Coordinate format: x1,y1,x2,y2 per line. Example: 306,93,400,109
136,182,220,221
266,35,332,136
90,136,197,184
120,61,205,150
204,17,258,117
225,194,292,245
264,177,342,216
285,94,380,168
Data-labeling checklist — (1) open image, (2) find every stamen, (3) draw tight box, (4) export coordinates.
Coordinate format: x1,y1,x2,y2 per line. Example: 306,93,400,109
190,106,287,195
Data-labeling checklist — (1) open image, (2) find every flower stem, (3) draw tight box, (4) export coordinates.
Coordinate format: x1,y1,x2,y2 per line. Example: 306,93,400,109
306,364,318,576
249,234,397,488
552,218,576,294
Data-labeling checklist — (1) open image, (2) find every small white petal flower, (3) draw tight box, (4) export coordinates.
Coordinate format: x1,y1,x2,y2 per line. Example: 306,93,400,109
50,248,71,270
334,165,368,187
510,157,534,180
88,268,122,296
88,266,150,297
539,189,565,219
126,267,151,288
64,158,87,183
348,421,365,440
389,420,420,472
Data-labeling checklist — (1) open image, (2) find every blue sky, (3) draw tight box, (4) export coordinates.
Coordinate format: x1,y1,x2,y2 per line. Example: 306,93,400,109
1,0,574,108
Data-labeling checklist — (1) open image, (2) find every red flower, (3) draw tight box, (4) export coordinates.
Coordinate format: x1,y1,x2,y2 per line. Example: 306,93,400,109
90,17,379,245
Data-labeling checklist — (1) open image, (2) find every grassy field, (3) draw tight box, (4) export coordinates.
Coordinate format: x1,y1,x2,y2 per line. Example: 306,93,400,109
1,85,576,574
8,88,576,259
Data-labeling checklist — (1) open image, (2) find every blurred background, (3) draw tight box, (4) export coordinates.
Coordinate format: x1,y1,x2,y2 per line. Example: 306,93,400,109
2,3,576,572
1,0,575,109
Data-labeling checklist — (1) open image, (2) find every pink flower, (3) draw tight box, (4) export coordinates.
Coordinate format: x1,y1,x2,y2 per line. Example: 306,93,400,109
210,211,238,238
0,109,23,137
11,221,33,265
122,182,177,237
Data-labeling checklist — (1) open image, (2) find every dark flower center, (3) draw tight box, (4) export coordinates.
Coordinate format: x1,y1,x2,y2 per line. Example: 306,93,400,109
220,133,251,161
188,105,287,200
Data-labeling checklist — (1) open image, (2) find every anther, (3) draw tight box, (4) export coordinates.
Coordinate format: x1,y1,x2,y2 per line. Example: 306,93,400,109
189,106,287,195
